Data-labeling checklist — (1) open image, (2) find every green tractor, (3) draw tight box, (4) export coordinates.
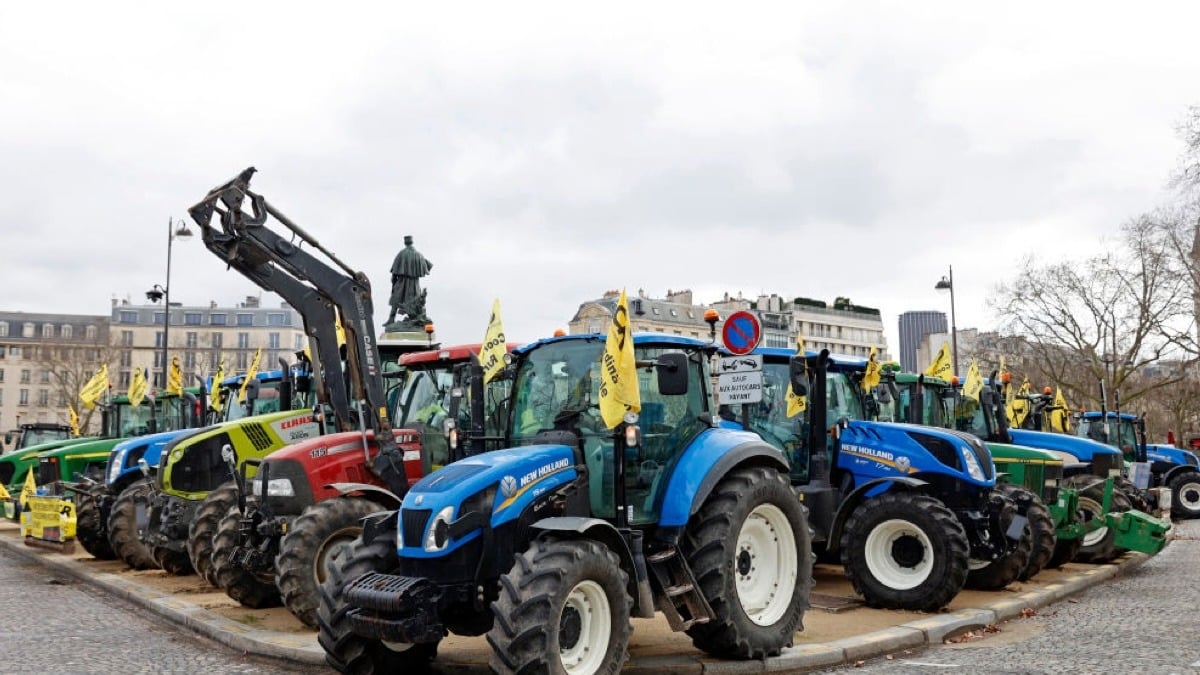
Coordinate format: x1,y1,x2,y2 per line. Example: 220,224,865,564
2,423,72,455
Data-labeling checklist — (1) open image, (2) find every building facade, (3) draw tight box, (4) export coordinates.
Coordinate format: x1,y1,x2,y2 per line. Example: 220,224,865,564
898,310,948,372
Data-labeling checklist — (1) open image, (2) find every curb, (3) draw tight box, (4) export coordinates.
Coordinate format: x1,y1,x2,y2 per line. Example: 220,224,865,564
0,533,1152,672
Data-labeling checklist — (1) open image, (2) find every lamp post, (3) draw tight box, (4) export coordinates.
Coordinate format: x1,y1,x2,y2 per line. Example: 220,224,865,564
934,266,958,377
146,217,194,390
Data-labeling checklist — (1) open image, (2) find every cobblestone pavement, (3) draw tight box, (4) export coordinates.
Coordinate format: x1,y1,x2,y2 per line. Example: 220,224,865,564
0,549,327,674
824,518,1200,674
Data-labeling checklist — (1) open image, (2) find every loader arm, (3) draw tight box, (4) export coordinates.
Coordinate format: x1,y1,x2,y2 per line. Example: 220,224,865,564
187,168,406,495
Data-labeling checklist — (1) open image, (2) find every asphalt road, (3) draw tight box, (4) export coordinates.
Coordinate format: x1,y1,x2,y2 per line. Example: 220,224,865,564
0,550,327,674
824,518,1200,674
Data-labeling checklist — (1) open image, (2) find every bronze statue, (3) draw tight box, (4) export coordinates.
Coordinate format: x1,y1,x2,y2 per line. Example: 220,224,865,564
386,235,434,330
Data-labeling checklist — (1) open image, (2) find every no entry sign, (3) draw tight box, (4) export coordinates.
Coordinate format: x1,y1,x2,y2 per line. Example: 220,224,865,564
722,310,761,355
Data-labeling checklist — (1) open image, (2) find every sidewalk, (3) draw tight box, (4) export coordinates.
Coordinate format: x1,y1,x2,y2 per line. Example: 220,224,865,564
0,523,1152,673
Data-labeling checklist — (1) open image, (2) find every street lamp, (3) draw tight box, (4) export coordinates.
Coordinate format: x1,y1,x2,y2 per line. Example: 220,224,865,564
934,265,958,377
146,217,194,389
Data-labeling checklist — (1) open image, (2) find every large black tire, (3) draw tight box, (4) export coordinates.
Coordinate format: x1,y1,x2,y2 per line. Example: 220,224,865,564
1113,475,1150,513
1045,505,1084,569
75,495,116,560
965,488,1031,590
277,497,382,628
1066,474,1132,564
211,506,281,608
108,480,157,570
154,546,195,575
1169,471,1200,519
841,491,969,611
682,466,812,659
1003,483,1055,581
488,538,632,674
317,521,438,673
188,482,240,586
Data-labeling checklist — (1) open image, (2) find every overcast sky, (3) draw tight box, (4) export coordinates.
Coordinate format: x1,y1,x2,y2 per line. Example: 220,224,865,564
3,2,1198,355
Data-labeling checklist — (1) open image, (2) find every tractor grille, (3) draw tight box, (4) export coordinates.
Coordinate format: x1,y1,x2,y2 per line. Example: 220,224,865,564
38,458,58,485
401,509,432,548
244,424,274,453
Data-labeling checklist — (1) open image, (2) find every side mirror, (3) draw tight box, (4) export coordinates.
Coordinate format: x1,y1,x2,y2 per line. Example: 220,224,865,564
243,379,261,404
294,372,312,394
3,431,12,446
655,352,689,396
876,384,893,404
220,444,236,468
788,357,808,397
137,457,151,477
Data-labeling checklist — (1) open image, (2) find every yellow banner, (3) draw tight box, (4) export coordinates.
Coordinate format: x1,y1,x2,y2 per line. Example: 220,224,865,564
20,495,76,542
924,343,953,381
128,366,147,407
238,348,262,404
786,330,808,417
209,357,225,413
78,364,110,409
598,290,640,428
167,356,184,396
962,358,983,401
1007,377,1031,428
1050,387,1072,433
861,346,881,393
478,298,507,384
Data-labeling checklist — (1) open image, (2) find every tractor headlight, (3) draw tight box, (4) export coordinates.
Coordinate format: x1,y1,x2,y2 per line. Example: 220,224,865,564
960,446,986,481
251,478,295,497
107,454,124,484
424,506,454,552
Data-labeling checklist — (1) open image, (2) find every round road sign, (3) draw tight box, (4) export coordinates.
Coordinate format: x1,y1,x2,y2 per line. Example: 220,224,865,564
722,310,761,355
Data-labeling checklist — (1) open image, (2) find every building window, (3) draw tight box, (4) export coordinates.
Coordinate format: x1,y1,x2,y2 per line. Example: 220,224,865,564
237,314,254,327
8,346,19,357
185,352,197,369
121,330,133,346
294,334,305,351
154,311,165,326
39,369,49,384
120,351,132,367
210,314,227,326
37,390,49,406
669,309,677,317
237,333,250,349
57,393,67,407
61,324,72,339
22,323,34,338
118,371,131,388
0,322,7,337
212,332,223,349
119,310,138,324
651,308,660,315
152,373,162,389
267,313,288,327
268,332,280,349
154,352,163,368
18,389,29,406
267,351,279,367
236,352,249,369
210,352,221,369
185,312,202,326
0,369,4,382
85,325,97,340
20,369,30,384
41,323,53,338
186,332,198,348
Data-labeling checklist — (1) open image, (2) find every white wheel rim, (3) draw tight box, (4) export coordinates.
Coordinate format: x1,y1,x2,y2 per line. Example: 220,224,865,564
313,527,360,585
735,503,797,627
967,558,990,571
559,579,610,674
381,639,415,652
1176,480,1200,511
863,518,934,590
1077,496,1108,546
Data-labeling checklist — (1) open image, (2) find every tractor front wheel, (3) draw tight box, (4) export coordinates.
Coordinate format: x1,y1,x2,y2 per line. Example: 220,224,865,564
841,491,969,611
211,506,281,608
488,538,631,674
75,495,116,560
965,488,1030,590
682,466,811,659
188,482,240,586
1005,484,1055,581
107,480,157,570
154,546,194,575
1169,472,1200,519
317,520,438,673
277,497,382,628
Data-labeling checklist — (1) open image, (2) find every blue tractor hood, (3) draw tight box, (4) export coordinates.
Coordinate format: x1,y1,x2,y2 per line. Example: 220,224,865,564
1007,428,1120,463
838,420,995,487
1146,443,1200,467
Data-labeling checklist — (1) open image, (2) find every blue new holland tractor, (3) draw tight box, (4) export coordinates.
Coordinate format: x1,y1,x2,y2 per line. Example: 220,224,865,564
318,333,813,673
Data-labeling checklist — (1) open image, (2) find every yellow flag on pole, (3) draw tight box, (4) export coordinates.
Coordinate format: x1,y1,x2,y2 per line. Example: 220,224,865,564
598,290,640,429
209,357,226,413
19,468,36,508
786,330,808,417
79,364,110,409
1007,377,1031,427
924,343,953,381
238,348,262,404
962,359,983,401
68,405,81,437
478,298,507,384
861,346,881,393
128,366,148,407
167,356,184,396
1050,387,1071,433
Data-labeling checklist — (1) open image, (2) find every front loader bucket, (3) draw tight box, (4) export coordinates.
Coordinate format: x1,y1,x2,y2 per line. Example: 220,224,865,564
1107,509,1171,556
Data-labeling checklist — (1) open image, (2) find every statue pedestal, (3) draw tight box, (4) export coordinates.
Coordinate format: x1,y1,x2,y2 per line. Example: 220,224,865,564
379,329,439,362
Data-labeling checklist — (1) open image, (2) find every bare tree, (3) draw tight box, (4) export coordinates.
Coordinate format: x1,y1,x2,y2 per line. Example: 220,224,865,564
30,337,120,435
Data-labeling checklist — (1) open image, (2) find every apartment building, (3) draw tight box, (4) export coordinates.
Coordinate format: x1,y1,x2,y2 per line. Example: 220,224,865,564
0,311,109,432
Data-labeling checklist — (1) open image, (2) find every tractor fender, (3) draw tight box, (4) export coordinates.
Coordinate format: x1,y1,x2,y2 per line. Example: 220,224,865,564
659,432,789,528
531,516,653,618
826,476,929,554
1161,464,1199,486
324,482,403,510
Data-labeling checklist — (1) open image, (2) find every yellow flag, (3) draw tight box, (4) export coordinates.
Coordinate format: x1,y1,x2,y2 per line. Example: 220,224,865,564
1050,387,1071,433
0,481,9,501
478,298,507,384
861,346,881,393
209,357,226,413
238,348,262,404
19,469,36,508
962,359,983,401
1007,377,1031,427
128,366,148,407
598,290,640,429
924,343,953,381
78,364,110,409
68,406,81,437
335,313,347,347
167,356,184,396
786,330,808,417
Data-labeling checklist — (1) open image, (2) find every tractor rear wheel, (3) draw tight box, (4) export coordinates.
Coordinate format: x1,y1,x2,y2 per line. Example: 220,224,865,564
212,506,281,608
965,488,1030,590
1007,484,1055,581
188,482,240,586
682,466,811,659
1066,475,1132,564
277,497,381,628
841,491,968,611
317,519,438,673
1169,471,1200,519
1114,475,1150,513
75,495,116,560
108,480,157,570
488,538,631,674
